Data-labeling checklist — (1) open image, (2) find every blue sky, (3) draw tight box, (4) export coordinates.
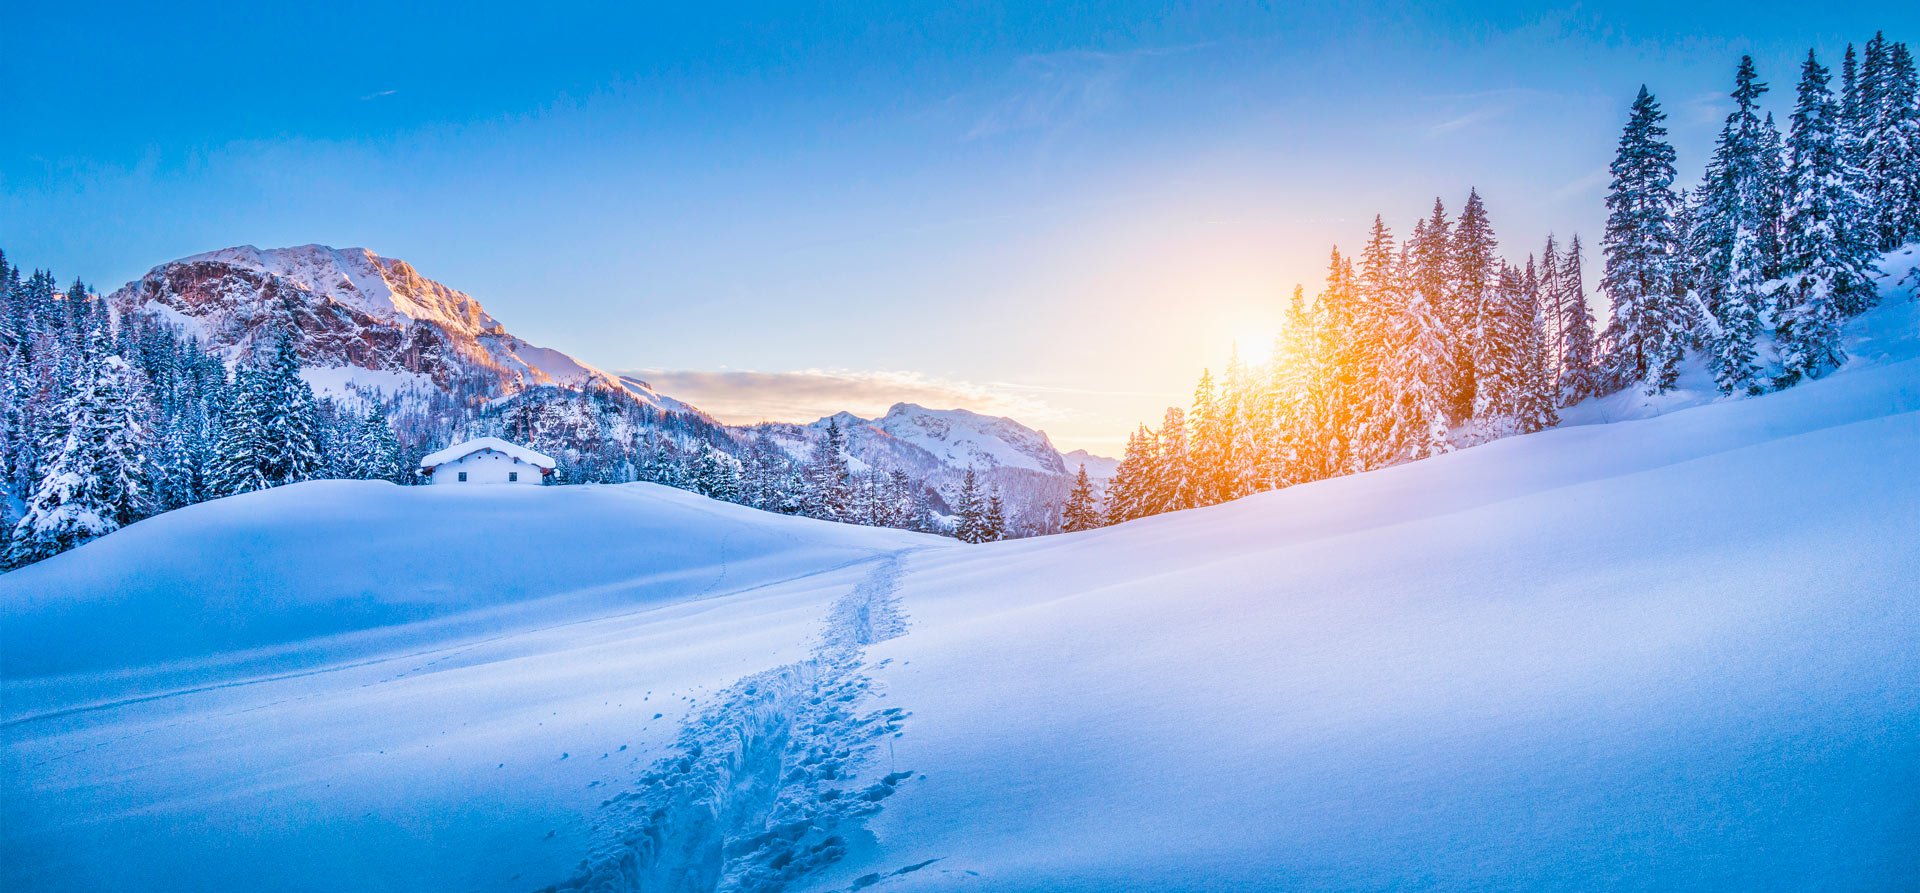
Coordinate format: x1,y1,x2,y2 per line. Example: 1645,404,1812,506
3,2,1909,451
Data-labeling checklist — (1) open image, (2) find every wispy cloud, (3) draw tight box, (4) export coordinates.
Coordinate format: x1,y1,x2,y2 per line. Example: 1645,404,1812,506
1680,89,1730,127
963,42,1216,142
360,89,398,100
1550,164,1612,201
618,368,1062,426
1423,87,1550,137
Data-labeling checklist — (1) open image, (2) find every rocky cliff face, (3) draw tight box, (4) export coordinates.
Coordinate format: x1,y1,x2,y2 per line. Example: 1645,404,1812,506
109,244,695,414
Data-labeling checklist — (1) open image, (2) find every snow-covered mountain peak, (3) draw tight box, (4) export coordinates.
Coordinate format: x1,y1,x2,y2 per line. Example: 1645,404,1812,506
109,244,698,417
847,402,1068,476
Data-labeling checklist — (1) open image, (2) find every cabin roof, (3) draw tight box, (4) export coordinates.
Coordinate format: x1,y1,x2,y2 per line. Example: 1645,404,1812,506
420,437,557,470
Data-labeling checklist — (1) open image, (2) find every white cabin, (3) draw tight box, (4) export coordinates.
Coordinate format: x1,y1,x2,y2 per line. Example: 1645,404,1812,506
419,437,556,485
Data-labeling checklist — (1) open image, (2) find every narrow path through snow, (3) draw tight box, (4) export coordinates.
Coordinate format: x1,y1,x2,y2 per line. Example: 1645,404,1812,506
544,552,921,893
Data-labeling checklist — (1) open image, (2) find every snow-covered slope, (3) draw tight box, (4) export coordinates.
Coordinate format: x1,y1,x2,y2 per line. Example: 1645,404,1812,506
755,403,1103,533
2,482,944,891
849,403,1069,477
1060,448,1118,482
108,244,700,415
7,278,1917,890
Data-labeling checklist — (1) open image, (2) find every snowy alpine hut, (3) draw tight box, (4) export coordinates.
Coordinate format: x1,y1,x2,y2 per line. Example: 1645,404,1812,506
419,437,557,485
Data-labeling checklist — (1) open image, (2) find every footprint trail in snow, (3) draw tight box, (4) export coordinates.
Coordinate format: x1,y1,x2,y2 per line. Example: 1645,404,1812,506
545,554,917,893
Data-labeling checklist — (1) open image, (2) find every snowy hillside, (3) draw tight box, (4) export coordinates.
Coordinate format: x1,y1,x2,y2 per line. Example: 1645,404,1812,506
1060,448,1118,482
751,403,1104,534
108,244,701,415
6,291,1916,889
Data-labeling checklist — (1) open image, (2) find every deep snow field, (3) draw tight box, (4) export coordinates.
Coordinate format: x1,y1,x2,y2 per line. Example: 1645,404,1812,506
5,261,1919,890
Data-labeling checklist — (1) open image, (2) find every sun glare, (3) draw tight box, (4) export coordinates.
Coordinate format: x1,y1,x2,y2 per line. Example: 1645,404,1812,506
1232,331,1275,367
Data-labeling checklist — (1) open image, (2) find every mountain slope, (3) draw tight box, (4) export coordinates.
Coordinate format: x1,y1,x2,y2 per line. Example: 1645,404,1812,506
108,244,698,415
753,403,1103,534
10,262,1914,891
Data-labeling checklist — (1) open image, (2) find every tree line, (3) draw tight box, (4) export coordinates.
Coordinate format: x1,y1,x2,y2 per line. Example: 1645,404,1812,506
0,276,948,568
1085,32,1918,530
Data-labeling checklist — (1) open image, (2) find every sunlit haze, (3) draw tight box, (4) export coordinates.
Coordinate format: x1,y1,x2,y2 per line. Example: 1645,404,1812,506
3,1,1907,451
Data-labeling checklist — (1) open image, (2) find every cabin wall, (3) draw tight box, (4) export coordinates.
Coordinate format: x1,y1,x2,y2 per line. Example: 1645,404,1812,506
429,449,546,485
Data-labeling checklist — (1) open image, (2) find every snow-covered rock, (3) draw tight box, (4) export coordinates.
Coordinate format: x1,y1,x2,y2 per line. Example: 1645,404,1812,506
107,244,700,416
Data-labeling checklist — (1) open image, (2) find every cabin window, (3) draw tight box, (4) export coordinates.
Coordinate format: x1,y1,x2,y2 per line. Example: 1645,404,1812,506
509,472,519,482
458,471,468,482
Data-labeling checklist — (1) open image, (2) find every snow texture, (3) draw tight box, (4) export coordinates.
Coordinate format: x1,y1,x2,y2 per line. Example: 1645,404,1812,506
5,263,1919,891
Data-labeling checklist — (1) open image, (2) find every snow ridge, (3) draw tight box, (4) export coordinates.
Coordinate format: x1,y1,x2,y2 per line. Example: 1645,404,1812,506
108,244,703,417
547,556,919,893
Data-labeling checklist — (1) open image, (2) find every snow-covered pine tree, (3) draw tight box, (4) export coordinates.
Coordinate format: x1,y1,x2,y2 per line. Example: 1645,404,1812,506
1350,216,1402,471
1381,236,1452,461
1470,264,1531,436
1444,190,1499,425
1871,42,1920,250
1775,50,1880,385
1311,249,1361,476
1556,235,1602,405
256,331,324,486
1221,347,1263,498
1060,463,1100,532
1691,56,1782,395
1103,425,1156,525
210,365,272,496
1538,235,1564,380
802,418,853,521
1857,36,1920,251
953,466,985,542
1259,285,1316,490
983,487,1007,543
1518,265,1561,433
1601,86,1691,394
1151,405,1190,514
1185,370,1226,506
354,402,406,483
7,333,151,567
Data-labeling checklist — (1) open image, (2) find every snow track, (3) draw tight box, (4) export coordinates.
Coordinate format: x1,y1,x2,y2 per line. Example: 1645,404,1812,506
546,555,919,893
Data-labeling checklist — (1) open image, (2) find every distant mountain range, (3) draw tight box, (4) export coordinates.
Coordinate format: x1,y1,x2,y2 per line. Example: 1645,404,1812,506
108,245,1112,510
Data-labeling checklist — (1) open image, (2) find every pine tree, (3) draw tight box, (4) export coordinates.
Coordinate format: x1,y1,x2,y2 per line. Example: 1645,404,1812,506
1471,265,1537,435
1060,464,1100,532
1259,285,1317,489
1380,237,1452,461
1186,371,1227,505
983,487,1007,542
7,336,150,566
1860,37,1920,250
953,466,986,543
1557,235,1602,404
257,331,324,486
1538,235,1564,379
1691,56,1781,395
210,366,272,496
1351,216,1403,470
1150,405,1190,514
802,418,853,520
355,402,406,483
1103,425,1156,525
1450,189,1500,421
1776,50,1879,385
1601,86,1691,393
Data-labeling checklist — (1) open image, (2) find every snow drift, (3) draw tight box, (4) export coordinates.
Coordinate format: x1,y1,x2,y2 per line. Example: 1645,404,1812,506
5,272,1918,890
